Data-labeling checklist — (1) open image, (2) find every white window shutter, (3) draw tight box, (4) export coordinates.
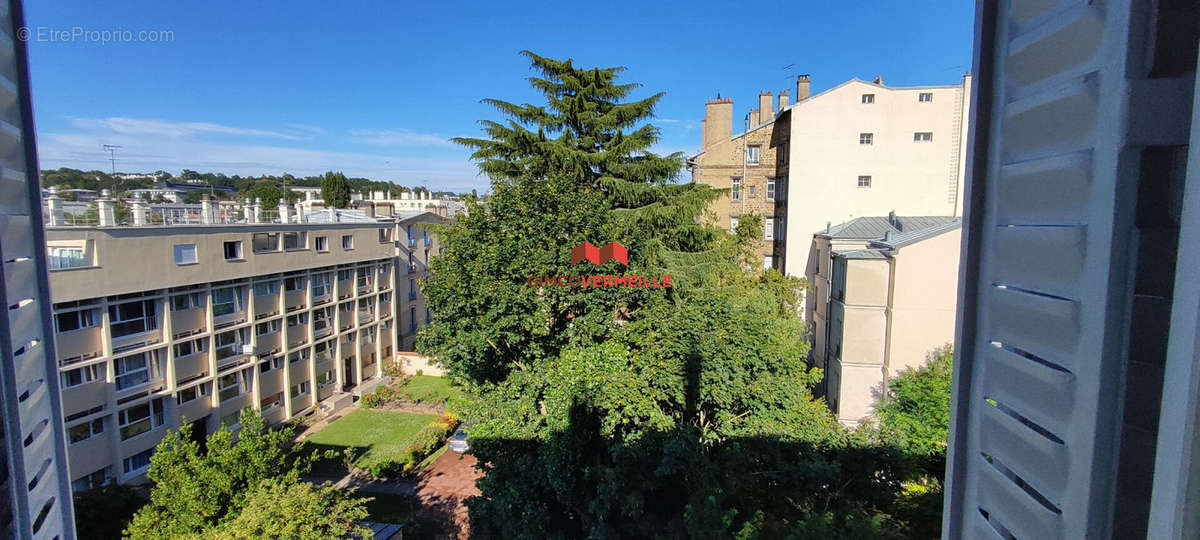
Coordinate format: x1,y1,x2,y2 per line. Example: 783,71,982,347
945,1,1179,538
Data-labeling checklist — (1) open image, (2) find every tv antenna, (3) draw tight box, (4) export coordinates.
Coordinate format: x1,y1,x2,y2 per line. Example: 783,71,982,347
102,144,122,175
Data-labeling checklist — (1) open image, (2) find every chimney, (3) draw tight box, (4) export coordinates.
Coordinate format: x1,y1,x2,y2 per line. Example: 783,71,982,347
279,198,292,223
131,199,149,226
758,91,774,124
46,186,64,226
873,75,883,85
97,189,116,227
201,197,218,224
294,202,306,223
884,230,894,243
778,90,789,110
796,74,811,101
252,198,263,224
363,202,376,218
305,190,315,202
888,210,896,226
702,96,734,149
243,198,253,222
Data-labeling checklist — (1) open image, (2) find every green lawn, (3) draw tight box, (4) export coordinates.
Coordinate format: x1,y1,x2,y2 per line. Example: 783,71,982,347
306,409,436,469
353,492,413,524
397,375,464,404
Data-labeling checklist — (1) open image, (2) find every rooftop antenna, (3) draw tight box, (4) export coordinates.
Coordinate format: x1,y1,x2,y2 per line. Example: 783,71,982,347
102,144,122,175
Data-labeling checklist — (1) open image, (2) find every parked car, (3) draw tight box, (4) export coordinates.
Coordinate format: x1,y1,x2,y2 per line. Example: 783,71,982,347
448,422,476,454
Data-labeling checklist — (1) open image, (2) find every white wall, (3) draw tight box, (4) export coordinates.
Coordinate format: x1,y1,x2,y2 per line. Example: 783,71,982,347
784,77,970,277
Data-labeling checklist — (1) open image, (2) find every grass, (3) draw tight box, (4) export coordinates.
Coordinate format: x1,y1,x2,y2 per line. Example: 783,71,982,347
306,409,436,470
353,492,414,524
397,375,464,404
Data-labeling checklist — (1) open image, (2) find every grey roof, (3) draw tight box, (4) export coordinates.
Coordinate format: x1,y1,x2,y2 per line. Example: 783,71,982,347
817,215,959,240
835,249,888,260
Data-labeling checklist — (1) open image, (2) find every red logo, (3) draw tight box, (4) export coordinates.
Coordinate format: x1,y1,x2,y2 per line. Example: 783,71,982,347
570,241,628,266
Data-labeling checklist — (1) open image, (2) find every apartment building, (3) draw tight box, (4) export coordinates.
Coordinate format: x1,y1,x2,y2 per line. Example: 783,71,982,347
781,74,970,278
689,86,796,269
43,208,441,491
807,215,960,425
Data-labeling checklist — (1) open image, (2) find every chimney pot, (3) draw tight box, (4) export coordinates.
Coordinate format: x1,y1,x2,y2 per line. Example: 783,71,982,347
796,74,811,101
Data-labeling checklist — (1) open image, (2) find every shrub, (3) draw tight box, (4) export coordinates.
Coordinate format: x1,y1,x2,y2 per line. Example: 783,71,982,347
362,413,459,479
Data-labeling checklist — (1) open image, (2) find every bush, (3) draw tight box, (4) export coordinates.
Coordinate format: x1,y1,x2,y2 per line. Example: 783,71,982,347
362,385,397,409
363,413,459,479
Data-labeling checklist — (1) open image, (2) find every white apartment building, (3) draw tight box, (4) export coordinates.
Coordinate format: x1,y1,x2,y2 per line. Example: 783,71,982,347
781,75,971,279
43,210,441,491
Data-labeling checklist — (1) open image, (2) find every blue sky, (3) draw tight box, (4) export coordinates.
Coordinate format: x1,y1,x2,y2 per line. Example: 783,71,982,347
24,1,974,193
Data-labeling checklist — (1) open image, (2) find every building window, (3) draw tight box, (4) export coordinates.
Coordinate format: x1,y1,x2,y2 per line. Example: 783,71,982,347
173,338,207,358
214,328,247,360
312,273,331,298
861,93,875,104
212,287,243,317
317,370,336,388
406,225,416,247
858,175,873,188
170,292,202,311
730,216,739,232
173,244,197,265
746,145,760,165
109,300,156,338
282,232,307,250
218,372,243,402
423,228,430,246
748,185,757,198
122,448,154,475
176,382,209,404
379,228,392,243
767,180,776,201
290,381,311,399
731,177,742,201
259,356,282,373
55,309,97,333
914,131,933,142
118,398,164,441
61,364,104,389
763,256,773,270
342,234,354,250
287,313,308,327
315,236,328,252
114,353,155,391
255,319,281,335
48,246,88,270
765,218,775,241
72,466,113,492
261,392,283,410
409,279,417,300
252,232,279,253
284,276,305,292
220,410,245,428
253,281,279,297
223,241,242,261
780,141,789,164
409,307,417,332
859,133,873,145
919,92,933,102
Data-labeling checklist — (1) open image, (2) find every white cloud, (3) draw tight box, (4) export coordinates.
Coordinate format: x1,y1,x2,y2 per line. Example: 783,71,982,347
349,128,455,148
70,117,304,140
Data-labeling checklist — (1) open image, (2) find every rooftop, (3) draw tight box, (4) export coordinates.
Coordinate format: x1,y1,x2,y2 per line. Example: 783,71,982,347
822,214,961,258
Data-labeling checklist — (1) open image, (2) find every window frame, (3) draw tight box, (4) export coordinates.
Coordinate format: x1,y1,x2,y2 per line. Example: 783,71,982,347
859,132,873,145
918,92,933,102
223,240,243,261
173,243,198,265
315,236,329,253
857,175,873,188
54,308,97,333
746,144,761,166
861,93,875,104
913,131,934,142
341,234,354,250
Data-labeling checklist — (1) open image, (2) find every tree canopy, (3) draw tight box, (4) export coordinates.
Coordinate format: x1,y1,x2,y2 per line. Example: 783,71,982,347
321,171,352,208
417,51,934,538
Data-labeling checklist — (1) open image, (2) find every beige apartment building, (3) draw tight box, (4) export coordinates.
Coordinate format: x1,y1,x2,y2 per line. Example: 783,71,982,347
689,81,802,269
808,214,960,426
43,200,441,490
783,75,971,279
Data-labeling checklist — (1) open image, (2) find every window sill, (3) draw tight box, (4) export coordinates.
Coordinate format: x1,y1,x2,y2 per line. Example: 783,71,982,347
224,258,245,263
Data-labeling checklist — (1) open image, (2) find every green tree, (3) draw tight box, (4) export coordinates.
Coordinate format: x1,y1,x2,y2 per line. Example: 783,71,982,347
123,410,346,539
321,171,351,208
208,480,370,540
181,191,206,204
240,179,296,207
420,52,907,538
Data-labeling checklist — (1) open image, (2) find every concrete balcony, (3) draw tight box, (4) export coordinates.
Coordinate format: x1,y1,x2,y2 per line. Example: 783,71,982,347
55,326,104,364
120,425,168,458
176,396,212,425
338,315,354,332
110,327,163,355
337,279,353,300
289,365,310,385
170,307,207,339
313,324,332,340
315,357,334,377
316,383,336,402
68,434,115,483
290,395,312,414
174,351,210,385
286,325,308,348
218,394,252,421
284,290,306,312
357,311,374,325
213,309,248,330
378,301,392,318
262,405,286,424
254,293,281,319
61,379,107,413
357,282,373,295
311,290,331,306
259,368,284,395
256,331,282,357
